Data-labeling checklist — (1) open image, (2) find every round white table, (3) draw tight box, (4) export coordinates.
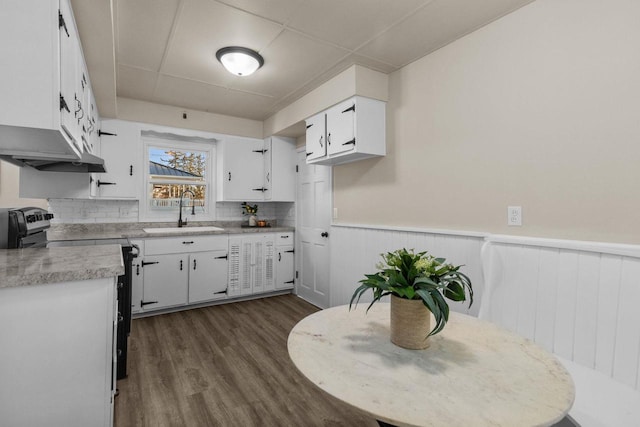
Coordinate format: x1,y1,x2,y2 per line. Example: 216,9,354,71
288,304,575,427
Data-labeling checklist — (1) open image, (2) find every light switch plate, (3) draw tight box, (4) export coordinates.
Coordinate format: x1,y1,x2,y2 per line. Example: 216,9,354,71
508,206,522,226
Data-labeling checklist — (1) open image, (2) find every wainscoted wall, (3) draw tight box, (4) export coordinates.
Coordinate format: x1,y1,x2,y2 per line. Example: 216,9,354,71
48,198,295,226
480,235,640,391
328,224,486,316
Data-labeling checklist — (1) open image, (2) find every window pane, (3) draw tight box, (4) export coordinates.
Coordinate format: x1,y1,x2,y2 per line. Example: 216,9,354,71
149,147,207,180
149,184,206,211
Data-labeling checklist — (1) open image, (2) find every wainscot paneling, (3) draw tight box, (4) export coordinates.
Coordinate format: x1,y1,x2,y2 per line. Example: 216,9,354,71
479,235,640,391
329,224,486,317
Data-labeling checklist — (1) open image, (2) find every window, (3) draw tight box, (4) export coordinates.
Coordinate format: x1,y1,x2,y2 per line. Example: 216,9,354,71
141,133,216,221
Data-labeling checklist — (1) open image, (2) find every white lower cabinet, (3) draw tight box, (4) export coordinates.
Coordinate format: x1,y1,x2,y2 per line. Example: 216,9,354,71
228,235,275,296
141,253,189,311
275,232,295,290
188,250,228,303
276,246,295,290
134,232,292,314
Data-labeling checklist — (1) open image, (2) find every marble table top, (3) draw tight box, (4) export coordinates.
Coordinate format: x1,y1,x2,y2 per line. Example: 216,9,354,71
288,304,575,427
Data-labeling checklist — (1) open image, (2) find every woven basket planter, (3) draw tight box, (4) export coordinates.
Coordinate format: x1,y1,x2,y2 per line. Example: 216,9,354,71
390,295,431,349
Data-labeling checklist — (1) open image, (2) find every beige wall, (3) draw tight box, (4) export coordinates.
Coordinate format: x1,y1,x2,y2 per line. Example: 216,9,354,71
334,0,640,244
117,97,263,139
0,162,47,209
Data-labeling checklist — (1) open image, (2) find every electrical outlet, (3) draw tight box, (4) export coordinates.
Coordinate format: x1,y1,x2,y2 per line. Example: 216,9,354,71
508,206,522,226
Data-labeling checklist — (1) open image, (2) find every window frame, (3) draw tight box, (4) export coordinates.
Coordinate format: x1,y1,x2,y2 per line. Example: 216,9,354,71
140,134,217,222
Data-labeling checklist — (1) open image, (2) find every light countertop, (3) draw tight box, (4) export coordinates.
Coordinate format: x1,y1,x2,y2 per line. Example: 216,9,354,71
0,245,124,289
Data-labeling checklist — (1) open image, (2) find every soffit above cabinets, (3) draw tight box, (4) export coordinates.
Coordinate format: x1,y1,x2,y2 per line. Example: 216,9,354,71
74,0,537,122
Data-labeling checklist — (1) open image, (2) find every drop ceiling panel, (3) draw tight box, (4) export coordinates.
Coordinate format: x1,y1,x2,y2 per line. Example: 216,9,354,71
116,65,159,101
227,30,350,98
287,0,427,50
153,74,275,120
116,0,180,71
216,0,306,25
358,0,535,67
161,0,283,85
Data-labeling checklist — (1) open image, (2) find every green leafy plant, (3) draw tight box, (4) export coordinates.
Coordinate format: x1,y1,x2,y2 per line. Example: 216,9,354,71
241,202,258,215
350,248,473,337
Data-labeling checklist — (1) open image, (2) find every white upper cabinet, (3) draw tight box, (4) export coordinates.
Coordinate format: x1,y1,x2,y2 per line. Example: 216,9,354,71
305,113,326,161
217,136,296,202
217,136,265,201
94,119,141,199
264,136,296,202
305,96,386,166
0,0,90,160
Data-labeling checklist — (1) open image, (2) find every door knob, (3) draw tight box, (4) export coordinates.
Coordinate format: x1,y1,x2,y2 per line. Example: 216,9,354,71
321,232,329,238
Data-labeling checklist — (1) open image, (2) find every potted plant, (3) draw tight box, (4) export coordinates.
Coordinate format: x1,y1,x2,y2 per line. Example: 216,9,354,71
241,202,258,226
350,248,473,349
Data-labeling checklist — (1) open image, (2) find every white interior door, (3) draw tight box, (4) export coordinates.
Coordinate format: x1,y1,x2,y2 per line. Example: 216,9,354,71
296,148,331,308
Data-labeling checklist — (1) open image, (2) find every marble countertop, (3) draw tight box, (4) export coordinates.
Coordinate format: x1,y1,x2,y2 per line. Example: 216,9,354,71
0,245,124,289
46,222,294,241
288,304,575,427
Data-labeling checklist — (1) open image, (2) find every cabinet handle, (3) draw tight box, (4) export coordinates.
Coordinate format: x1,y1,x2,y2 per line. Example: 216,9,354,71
215,254,228,260
141,260,159,267
342,138,356,146
193,259,197,270
280,235,289,239
97,180,116,187
278,253,281,262
228,171,231,181
58,11,69,37
59,94,70,112
252,149,268,154
98,130,117,137
182,241,194,245
327,132,331,146
130,165,133,176
342,104,356,113
321,232,329,238
136,264,140,275
285,249,295,253
284,280,295,284
140,300,158,307
306,123,313,129
306,152,313,157
266,172,270,183
252,187,267,192
180,260,183,271
319,135,324,148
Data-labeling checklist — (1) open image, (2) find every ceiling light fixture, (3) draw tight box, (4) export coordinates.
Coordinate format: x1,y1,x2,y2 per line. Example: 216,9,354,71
216,46,264,77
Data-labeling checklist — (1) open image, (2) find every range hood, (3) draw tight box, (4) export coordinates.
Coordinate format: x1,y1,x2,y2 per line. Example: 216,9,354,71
0,151,107,173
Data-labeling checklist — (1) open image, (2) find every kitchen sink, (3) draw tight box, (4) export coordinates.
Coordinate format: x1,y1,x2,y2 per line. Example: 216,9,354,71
143,226,225,233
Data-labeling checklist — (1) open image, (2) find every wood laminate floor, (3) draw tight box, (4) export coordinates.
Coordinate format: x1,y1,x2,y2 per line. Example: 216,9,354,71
115,294,378,427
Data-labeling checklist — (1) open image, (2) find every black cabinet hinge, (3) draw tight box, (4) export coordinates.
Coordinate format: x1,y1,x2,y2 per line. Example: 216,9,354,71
98,130,117,137
58,10,69,37
342,104,355,114
296,165,299,172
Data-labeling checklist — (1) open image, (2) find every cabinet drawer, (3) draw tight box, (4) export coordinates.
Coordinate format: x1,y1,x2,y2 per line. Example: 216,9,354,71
145,235,229,255
275,232,294,246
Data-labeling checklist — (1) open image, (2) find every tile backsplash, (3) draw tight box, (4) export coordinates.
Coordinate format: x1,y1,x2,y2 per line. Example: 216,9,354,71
48,199,295,226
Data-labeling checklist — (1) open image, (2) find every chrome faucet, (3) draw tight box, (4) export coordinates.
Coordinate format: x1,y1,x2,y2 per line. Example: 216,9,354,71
178,189,196,227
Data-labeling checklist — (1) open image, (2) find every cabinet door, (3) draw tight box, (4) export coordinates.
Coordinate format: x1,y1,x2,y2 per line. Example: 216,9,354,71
228,238,241,297
141,254,188,311
305,113,326,161
276,246,295,290
59,0,80,150
326,99,356,156
268,136,296,202
240,238,254,295
219,138,265,200
188,250,228,303
95,119,140,199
